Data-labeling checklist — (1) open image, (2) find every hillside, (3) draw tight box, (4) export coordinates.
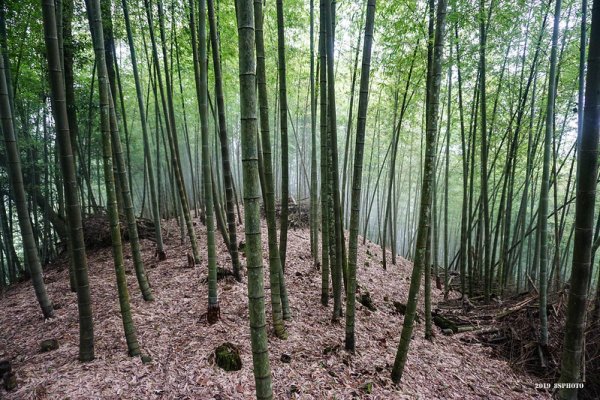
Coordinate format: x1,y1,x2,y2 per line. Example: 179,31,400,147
0,219,549,399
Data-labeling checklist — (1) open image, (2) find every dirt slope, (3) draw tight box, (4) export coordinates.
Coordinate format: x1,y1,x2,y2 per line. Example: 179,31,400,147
0,219,549,399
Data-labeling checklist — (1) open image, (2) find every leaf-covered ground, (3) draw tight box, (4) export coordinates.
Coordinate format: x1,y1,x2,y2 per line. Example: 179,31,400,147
0,218,550,399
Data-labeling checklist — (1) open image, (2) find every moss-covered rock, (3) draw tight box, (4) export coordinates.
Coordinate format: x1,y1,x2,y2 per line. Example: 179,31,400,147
217,267,235,280
215,342,242,371
141,354,153,364
393,301,421,323
3,372,16,391
357,291,376,312
361,381,373,394
40,339,59,353
433,314,458,332
393,301,407,314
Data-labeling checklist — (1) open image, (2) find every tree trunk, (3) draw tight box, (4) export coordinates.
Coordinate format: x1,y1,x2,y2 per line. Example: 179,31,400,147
42,0,95,360
0,43,53,320
309,0,319,265
391,0,447,383
319,0,330,307
236,1,273,398
558,0,600,396
345,0,376,352
324,0,345,322
121,0,165,260
193,0,219,323
63,0,97,212
208,0,241,282
443,43,452,299
85,0,141,357
538,0,561,348
254,0,288,338
146,0,201,264
276,0,290,280
479,0,491,302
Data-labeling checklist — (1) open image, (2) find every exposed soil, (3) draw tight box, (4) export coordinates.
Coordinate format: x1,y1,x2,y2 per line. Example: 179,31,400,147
0,216,550,399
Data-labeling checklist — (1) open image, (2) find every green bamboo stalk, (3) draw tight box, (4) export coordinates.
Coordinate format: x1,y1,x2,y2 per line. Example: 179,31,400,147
42,0,95,360
345,0,376,352
236,1,273,398
0,39,53,320
85,0,141,357
254,0,288,338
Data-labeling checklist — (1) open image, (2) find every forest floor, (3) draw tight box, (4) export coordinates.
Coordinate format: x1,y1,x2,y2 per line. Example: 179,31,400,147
0,216,551,399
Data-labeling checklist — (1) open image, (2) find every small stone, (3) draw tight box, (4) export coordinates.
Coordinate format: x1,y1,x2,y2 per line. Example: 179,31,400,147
215,342,242,371
141,354,153,364
3,372,16,391
280,353,292,363
290,384,300,395
40,339,59,353
442,329,454,336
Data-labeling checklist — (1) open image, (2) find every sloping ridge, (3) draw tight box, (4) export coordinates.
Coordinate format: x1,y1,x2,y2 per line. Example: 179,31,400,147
0,220,548,399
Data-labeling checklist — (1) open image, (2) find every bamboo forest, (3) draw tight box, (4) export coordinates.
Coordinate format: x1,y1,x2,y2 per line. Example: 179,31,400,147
1,0,600,398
